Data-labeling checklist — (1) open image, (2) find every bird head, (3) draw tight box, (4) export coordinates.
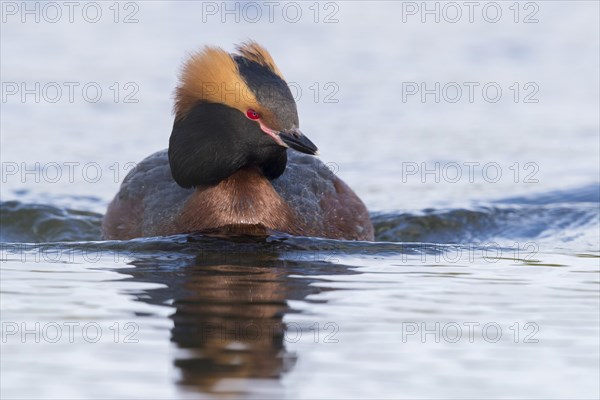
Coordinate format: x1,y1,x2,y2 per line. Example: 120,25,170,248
169,41,318,188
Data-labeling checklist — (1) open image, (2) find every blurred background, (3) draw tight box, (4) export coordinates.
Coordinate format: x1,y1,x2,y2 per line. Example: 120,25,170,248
2,1,598,211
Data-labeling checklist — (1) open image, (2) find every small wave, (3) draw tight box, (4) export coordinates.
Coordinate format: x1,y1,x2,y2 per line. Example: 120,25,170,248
1,184,598,245
374,184,599,243
495,183,600,205
0,201,102,243
372,203,598,243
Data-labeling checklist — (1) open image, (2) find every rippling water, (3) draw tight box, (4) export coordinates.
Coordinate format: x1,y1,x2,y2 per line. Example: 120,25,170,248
1,1,599,399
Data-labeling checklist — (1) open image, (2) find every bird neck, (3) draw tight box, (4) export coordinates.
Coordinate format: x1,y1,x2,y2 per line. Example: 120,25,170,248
169,102,288,188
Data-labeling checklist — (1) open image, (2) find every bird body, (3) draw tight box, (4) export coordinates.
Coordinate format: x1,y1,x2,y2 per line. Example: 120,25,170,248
102,42,374,241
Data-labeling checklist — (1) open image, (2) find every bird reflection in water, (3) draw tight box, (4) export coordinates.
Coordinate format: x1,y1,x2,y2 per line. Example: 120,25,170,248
119,235,356,396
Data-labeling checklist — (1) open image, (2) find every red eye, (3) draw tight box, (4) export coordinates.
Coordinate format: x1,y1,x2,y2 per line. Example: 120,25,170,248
246,109,260,120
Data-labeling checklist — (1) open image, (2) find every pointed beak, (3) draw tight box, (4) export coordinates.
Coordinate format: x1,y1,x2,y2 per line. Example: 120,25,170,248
279,129,319,156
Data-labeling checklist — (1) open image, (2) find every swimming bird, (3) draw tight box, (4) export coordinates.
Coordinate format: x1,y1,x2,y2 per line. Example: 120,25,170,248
102,42,374,241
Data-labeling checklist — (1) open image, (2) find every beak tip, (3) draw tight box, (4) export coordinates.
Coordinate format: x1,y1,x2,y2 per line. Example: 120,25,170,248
279,130,319,156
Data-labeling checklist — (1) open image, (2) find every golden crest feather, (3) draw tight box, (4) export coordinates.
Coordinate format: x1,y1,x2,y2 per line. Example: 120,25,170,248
174,42,285,119
234,41,285,79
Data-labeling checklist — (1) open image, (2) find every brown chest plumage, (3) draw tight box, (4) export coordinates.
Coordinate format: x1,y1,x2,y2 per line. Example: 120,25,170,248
176,167,299,236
